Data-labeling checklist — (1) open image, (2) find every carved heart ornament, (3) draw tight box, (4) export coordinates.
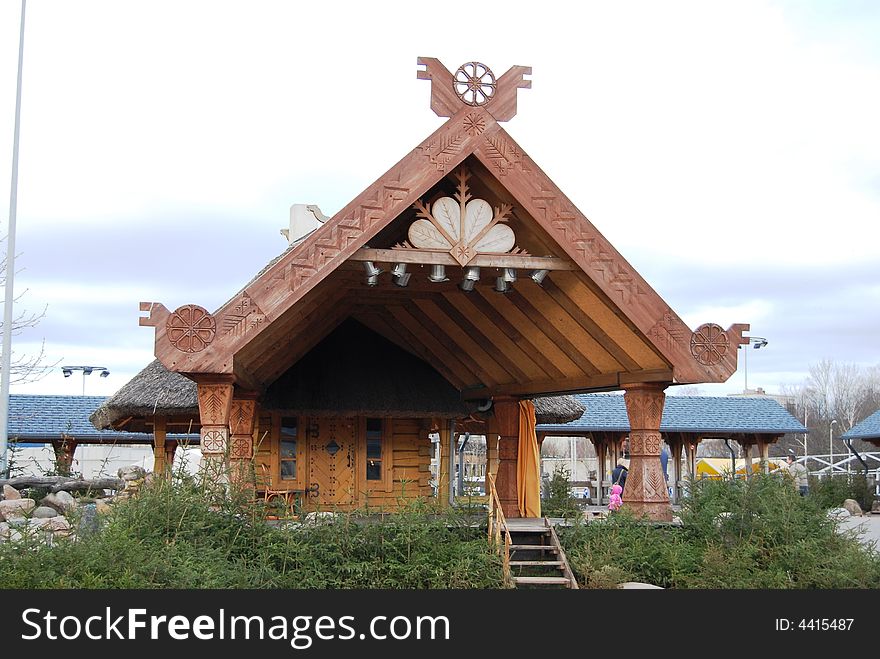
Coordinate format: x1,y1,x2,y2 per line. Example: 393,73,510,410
408,196,515,265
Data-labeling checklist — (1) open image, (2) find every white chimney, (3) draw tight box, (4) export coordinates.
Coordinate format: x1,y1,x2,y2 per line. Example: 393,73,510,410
281,204,329,244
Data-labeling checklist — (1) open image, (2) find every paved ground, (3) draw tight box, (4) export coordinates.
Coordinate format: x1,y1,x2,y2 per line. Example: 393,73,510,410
837,513,880,551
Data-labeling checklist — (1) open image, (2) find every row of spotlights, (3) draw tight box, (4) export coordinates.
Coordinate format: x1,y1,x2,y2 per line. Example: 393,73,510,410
363,261,550,292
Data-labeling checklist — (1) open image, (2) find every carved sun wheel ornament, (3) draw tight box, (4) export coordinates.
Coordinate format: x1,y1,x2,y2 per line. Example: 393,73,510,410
405,167,521,266
454,62,496,106
166,304,216,353
689,323,730,366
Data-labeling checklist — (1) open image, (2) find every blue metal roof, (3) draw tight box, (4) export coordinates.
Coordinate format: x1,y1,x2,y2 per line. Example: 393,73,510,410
841,410,880,441
537,394,808,435
8,395,166,443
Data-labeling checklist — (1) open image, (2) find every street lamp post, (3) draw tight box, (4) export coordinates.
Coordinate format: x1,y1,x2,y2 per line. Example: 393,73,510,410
740,337,768,393
61,365,109,395
829,419,838,475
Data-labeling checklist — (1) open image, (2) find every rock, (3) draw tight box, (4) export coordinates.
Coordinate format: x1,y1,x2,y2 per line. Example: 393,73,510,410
118,465,147,481
0,522,9,539
3,484,21,500
45,517,72,533
95,499,113,515
41,491,76,514
827,507,851,520
5,515,27,527
872,500,880,515
618,581,664,589
0,498,36,518
77,503,99,536
32,506,59,519
842,499,863,517
27,517,51,529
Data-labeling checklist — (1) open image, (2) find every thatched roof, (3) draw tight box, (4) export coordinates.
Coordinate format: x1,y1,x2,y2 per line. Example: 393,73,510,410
91,319,585,430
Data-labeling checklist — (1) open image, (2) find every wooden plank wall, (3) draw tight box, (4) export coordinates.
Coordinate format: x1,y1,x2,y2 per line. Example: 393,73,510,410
363,418,432,507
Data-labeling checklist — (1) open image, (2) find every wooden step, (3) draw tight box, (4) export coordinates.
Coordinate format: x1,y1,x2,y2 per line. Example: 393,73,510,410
509,544,558,552
513,576,572,586
510,560,564,567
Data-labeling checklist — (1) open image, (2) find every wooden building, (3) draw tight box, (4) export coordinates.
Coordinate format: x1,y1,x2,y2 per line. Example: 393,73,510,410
92,58,748,521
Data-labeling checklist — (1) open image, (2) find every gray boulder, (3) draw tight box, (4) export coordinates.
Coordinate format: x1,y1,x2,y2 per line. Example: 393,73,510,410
45,516,72,534
77,503,99,536
842,499,863,516
41,491,76,514
618,581,664,589
32,506,59,519
118,465,147,481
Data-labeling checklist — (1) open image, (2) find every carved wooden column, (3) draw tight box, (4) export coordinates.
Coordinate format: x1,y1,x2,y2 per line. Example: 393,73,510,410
667,434,683,504
757,438,769,474
493,397,520,518
742,440,753,480
164,440,179,472
622,383,672,521
229,394,258,487
152,417,168,476
196,380,234,483
593,436,606,506
50,436,77,477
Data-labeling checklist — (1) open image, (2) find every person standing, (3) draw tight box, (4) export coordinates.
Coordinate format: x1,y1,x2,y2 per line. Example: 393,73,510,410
611,457,629,491
786,451,808,496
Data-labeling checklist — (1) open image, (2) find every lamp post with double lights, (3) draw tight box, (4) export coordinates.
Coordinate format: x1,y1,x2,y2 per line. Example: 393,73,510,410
61,365,109,395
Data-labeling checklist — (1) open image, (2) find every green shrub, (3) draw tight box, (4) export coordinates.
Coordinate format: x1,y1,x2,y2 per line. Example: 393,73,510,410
809,473,875,512
560,474,880,589
0,476,504,589
541,465,582,519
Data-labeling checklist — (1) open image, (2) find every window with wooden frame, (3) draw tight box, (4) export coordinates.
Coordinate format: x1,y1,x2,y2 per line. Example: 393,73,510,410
280,416,297,481
366,418,383,481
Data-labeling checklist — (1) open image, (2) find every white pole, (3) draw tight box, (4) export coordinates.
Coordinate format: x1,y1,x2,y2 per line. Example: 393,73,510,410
0,0,27,478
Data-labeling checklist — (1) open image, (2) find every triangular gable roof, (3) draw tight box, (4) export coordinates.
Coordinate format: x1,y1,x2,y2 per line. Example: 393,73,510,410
139,58,748,397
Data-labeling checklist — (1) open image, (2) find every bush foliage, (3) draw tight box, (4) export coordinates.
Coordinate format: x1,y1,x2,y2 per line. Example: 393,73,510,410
0,476,503,589
808,473,875,512
561,474,880,589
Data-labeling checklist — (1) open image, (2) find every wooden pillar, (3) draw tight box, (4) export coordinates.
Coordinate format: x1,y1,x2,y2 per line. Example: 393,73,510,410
485,430,499,495
743,441,753,480
757,439,769,474
196,380,234,483
493,397,521,518
438,422,450,508
668,435,683,504
593,436,606,506
229,394,258,487
165,440,179,472
622,383,672,521
152,416,167,476
50,436,77,476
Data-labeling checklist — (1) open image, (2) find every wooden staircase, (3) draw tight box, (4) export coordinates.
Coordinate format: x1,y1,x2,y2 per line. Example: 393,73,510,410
507,518,578,589
487,476,578,589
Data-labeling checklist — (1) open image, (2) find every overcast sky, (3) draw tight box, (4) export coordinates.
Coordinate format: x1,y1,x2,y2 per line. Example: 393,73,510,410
1,0,878,400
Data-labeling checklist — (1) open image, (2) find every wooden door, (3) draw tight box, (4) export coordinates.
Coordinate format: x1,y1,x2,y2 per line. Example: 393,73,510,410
308,417,357,508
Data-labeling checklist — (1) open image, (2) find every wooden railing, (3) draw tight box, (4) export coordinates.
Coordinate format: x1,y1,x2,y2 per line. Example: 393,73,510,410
487,473,513,586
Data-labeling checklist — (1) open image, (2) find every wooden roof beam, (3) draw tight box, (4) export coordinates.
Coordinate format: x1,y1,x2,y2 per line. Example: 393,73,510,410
349,248,576,271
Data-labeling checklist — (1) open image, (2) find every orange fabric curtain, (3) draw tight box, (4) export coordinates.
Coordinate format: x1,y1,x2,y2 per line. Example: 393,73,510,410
517,400,542,518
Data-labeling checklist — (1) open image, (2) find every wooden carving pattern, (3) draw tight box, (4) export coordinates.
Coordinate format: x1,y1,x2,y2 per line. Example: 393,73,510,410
229,436,253,460
200,427,228,454
287,173,410,293
463,112,487,136
407,167,516,266
221,293,265,338
648,312,686,350
197,384,233,426
454,62,496,106
690,323,730,366
418,134,465,172
483,134,530,176
229,399,256,436
624,388,666,431
530,192,645,305
167,305,215,353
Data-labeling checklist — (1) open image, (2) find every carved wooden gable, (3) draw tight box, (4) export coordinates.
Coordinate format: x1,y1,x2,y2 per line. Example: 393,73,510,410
140,58,748,395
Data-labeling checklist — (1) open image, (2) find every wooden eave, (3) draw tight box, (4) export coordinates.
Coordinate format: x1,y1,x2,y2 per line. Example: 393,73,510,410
139,58,747,397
